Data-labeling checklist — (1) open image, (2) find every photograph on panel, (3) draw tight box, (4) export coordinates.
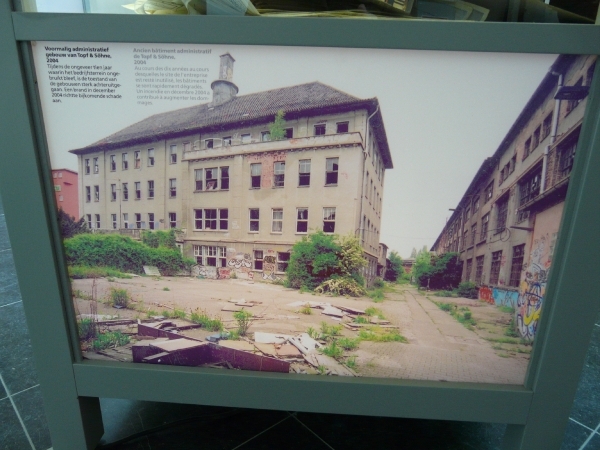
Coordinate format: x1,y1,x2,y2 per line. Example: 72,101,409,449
33,42,596,383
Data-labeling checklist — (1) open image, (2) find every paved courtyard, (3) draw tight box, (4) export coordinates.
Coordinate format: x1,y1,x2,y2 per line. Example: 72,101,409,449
72,277,529,384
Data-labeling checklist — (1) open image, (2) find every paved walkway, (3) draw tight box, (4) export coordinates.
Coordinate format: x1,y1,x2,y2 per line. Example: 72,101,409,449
354,286,528,384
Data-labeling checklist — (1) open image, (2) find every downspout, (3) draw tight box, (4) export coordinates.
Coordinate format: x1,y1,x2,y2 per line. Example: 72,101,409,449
541,72,563,193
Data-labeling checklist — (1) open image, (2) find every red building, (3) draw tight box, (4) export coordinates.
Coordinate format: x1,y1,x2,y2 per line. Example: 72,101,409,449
52,169,79,218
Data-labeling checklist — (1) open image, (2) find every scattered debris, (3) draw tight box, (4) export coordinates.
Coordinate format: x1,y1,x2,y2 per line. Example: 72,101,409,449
143,266,161,276
321,306,345,318
254,332,293,344
221,305,243,312
218,340,255,352
288,333,322,355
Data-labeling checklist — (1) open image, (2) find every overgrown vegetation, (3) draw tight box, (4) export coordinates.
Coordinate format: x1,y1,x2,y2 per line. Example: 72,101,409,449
58,208,88,239
268,110,288,141
90,331,130,351
190,308,223,331
299,304,312,315
358,327,407,342
69,265,133,279
384,251,404,282
233,309,253,336
78,317,97,341
109,287,131,308
413,251,462,290
141,229,178,249
456,281,478,299
286,231,366,296
64,233,194,276
435,302,477,329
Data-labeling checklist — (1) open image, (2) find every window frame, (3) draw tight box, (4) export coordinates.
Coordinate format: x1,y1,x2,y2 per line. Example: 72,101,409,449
298,159,311,187
251,163,262,189
273,162,285,188
148,180,154,199
168,212,177,229
509,244,525,287
323,207,336,233
272,208,283,233
122,153,128,170
296,207,308,234
170,144,178,163
147,148,155,167
169,178,177,198
249,208,259,233
489,250,503,285
122,183,128,201
314,123,326,136
325,157,339,186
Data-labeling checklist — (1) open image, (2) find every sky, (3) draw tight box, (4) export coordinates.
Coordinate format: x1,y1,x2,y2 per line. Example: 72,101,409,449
32,42,557,258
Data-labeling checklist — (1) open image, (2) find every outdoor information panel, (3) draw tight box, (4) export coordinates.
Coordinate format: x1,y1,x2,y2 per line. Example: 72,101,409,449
2,5,600,450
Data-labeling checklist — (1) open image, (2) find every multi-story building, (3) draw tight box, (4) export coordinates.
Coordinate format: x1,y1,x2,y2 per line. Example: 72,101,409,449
431,54,595,340
70,53,393,285
51,168,79,218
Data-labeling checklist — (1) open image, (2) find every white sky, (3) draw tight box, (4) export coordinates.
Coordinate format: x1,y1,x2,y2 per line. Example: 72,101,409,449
33,43,557,258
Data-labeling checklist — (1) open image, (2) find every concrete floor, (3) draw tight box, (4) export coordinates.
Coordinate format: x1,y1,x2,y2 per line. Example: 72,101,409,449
1,194,599,449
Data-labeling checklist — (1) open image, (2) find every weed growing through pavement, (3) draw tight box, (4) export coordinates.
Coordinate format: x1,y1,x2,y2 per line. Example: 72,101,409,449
364,307,385,319
77,317,97,341
336,337,360,350
233,309,253,336
299,304,312,315
146,309,160,318
172,308,186,319
353,316,369,324
72,289,93,301
346,356,357,370
91,331,129,351
190,308,224,331
320,340,344,359
163,287,170,291
109,287,131,308
358,326,407,343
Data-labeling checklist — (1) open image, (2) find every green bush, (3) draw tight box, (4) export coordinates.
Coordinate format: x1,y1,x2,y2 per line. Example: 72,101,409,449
384,251,404,282
78,318,97,341
69,265,133,279
315,277,366,297
64,233,194,276
372,278,385,289
141,230,177,249
91,331,129,350
457,281,479,299
320,340,344,359
336,337,360,350
413,252,462,290
58,208,88,238
109,287,130,308
233,310,253,336
190,309,223,331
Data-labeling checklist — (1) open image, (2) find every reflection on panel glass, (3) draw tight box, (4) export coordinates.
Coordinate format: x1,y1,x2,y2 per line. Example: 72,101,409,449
32,41,596,384
20,0,598,23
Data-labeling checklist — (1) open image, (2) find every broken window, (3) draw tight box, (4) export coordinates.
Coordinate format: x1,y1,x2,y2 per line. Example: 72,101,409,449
272,209,283,233
169,178,177,198
489,251,502,285
484,181,494,203
86,214,92,229
523,137,531,161
336,122,349,133
509,244,525,287
122,153,128,170
205,139,213,149
94,185,99,202
111,214,117,230
542,113,553,140
169,212,177,229
222,136,232,146
205,209,217,230
496,196,508,232
134,182,141,200
85,186,91,202
148,148,155,166
251,163,261,188
134,151,141,169
261,131,271,142
254,250,264,270
326,157,339,185
519,168,541,206
274,162,285,187
299,159,311,187
110,155,116,171
122,183,129,200
284,128,293,139
205,168,218,190
314,124,326,136
249,209,259,232
566,77,584,114
465,258,473,282
558,139,577,178
297,208,308,233
111,184,116,201
277,252,290,273
148,213,155,230
85,159,90,175
532,126,541,149
135,213,142,229
475,255,484,285
170,144,177,163
123,213,129,229
481,213,489,242
323,207,336,233
194,245,227,267
148,180,154,199
93,157,99,173
472,195,480,213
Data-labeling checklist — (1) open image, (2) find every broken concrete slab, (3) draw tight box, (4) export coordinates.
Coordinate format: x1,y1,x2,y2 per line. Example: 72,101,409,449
334,305,366,315
151,339,205,352
143,265,161,276
287,301,331,309
275,343,302,358
221,305,243,312
322,306,345,318
254,332,292,344
254,343,277,357
288,333,322,355
77,314,118,321
218,340,256,352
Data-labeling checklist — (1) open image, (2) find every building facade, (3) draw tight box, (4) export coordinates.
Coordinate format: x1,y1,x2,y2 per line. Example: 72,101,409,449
431,54,596,340
70,53,393,285
51,168,79,218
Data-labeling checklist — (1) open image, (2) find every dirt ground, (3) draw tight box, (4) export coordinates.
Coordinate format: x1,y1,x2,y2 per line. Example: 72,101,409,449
72,276,529,384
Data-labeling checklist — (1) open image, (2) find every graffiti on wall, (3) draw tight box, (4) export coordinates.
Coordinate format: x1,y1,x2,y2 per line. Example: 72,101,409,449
227,252,253,279
192,265,218,279
218,267,231,279
492,288,518,308
479,286,493,304
517,234,551,340
262,250,280,281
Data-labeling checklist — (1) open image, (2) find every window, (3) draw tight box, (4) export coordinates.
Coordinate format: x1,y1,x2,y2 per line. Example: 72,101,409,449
170,144,177,163
85,186,90,202
135,213,142,229
148,213,155,230
323,207,336,233
314,124,326,136
94,185,99,202
298,160,311,186
111,214,117,230
326,157,339,185
194,208,228,231
273,162,285,187
462,229,468,250
272,209,283,233
86,214,92,229
205,139,213,149
111,184,116,201
470,223,477,247
489,251,502,285
205,168,217,190
465,259,473,282
135,182,141,200
484,181,494,203
85,159,90,174
509,244,525,287
542,113,553,140
249,209,259,232
496,196,508,232
475,255,484,285
148,180,154,199
277,252,290,272
110,155,116,171
169,178,176,198
261,131,271,142
464,206,471,221
220,167,229,190
123,213,129,229
284,128,293,139
95,214,100,229
169,212,177,228
517,209,530,224
122,183,128,201
253,250,263,270
566,77,583,114
296,208,308,233
519,168,541,206
558,140,577,178
241,134,251,144
336,122,349,133
148,148,155,166
532,126,540,149
481,213,489,242
251,163,261,188
93,157,99,174
122,153,128,170
194,169,203,191
183,142,191,152
523,137,531,161
472,195,480,213
222,136,232,146
194,245,227,267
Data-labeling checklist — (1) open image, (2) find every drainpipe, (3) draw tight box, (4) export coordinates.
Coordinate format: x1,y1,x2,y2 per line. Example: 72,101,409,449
541,72,563,193
358,105,379,244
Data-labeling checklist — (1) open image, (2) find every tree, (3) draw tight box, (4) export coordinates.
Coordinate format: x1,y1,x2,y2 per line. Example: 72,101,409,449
58,208,88,238
410,248,417,258
413,252,463,290
268,110,287,141
384,250,404,282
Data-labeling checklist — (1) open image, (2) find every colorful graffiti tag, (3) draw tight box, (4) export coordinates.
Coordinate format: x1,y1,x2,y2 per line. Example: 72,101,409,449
479,286,493,304
493,288,518,308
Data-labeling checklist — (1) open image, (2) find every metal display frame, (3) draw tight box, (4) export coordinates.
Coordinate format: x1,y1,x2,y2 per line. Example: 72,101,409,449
1,2,599,448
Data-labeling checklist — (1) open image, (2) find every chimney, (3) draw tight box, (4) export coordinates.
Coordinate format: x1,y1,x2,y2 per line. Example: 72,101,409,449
211,53,238,106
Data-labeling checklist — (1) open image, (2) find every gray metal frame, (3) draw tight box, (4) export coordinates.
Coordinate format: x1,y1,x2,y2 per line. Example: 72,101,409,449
1,2,599,448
